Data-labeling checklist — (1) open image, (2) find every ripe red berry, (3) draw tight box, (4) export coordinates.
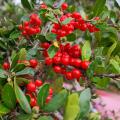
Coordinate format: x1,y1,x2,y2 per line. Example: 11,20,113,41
61,57,69,66
61,2,68,10
81,61,90,70
46,95,52,103
35,80,43,87
27,82,36,92
53,66,61,73
18,24,23,30
49,88,53,95
41,42,50,49
30,97,37,107
29,59,38,68
45,57,52,65
72,12,81,19
3,62,10,70
53,56,61,64
73,59,81,67
72,69,82,79
40,3,47,9
65,72,73,80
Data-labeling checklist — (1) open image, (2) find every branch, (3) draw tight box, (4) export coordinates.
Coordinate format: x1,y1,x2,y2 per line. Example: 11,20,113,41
95,74,120,78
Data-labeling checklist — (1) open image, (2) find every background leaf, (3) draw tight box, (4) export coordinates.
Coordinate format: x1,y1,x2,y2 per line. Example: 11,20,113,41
21,0,33,10
0,104,10,116
38,116,53,120
48,45,58,58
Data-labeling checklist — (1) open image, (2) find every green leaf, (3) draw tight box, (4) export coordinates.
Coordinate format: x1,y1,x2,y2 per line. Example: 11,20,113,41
82,40,91,61
14,80,31,114
42,0,55,6
62,17,73,25
48,45,58,58
12,64,26,72
16,68,35,76
0,69,7,79
38,116,53,120
67,33,76,42
64,93,80,120
16,77,29,85
10,31,20,39
21,0,33,10
110,59,120,73
92,77,110,89
37,84,49,109
43,89,68,112
0,104,10,115
45,33,56,41
115,0,120,6
2,84,16,109
79,88,91,118
92,0,106,17
19,48,27,60
16,114,32,120
10,53,19,70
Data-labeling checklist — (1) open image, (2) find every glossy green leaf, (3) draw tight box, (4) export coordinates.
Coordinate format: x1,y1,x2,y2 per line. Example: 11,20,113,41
0,104,10,115
64,93,80,120
10,31,20,39
19,48,27,60
38,116,53,120
12,63,26,72
10,53,19,70
21,0,33,10
82,40,91,61
14,80,31,114
2,84,16,109
92,0,106,17
48,45,58,58
67,33,76,42
16,68,35,76
45,33,56,41
37,84,49,109
42,0,55,6
62,17,73,25
43,89,68,112
79,88,91,118
16,77,29,85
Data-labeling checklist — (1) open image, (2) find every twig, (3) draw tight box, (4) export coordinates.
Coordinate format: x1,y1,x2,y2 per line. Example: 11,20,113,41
95,74,120,78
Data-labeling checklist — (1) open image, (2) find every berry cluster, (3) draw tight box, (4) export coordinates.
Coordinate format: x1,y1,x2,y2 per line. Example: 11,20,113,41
18,14,42,36
45,43,90,80
51,12,99,39
26,80,53,107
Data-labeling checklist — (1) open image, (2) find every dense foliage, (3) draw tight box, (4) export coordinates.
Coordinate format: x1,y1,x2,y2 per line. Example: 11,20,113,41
0,0,120,120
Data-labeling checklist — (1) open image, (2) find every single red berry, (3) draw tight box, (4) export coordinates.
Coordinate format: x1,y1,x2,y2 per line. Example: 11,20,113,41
45,57,53,65
49,88,53,95
24,21,29,26
3,62,10,70
41,42,50,49
53,66,61,73
18,24,23,30
46,95,52,103
29,59,38,68
61,67,66,74
43,50,49,57
61,57,69,66
27,82,36,92
40,3,47,9
30,97,37,107
61,2,68,10
72,69,82,79
74,59,81,67
72,12,81,19
81,61,90,70
53,56,61,64
35,80,43,87
22,31,27,36
65,72,73,80
69,57,75,66
94,17,100,21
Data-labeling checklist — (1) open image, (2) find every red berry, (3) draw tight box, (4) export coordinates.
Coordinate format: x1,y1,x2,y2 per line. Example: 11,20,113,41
35,80,43,87
65,72,73,80
74,59,81,67
41,42,50,49
61,2,68,10
53,56,61,64
45,57,53,65
61,67,66,74
27,82,36,92
22,31,27,36
72,69,82,79
53,66,61,73
69,57,75,66
24,21,29,26
46,95,52,103
72,12,81,19
61,57,69,66
40,3,47,9
3,62,10,70
18,24,23,30
29,59,38,68
81,61,90,70
49,88,53,95
30,97,37,107
43,50,49,57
